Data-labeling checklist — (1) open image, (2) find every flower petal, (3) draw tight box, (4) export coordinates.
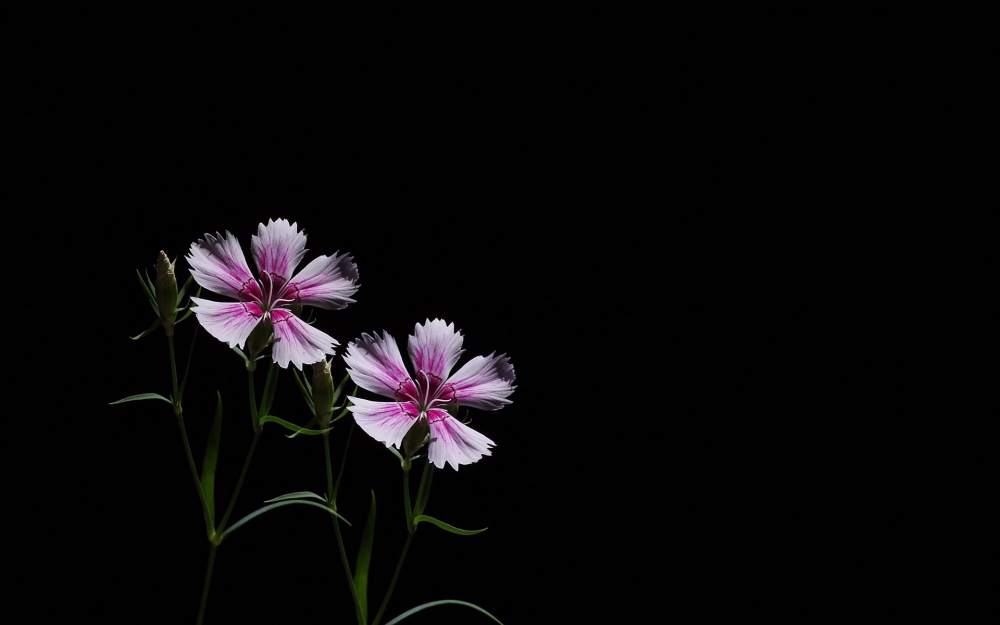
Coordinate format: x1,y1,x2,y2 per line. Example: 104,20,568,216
408,318,465,380
347,397,419,450
427,412,495,470
285,252,360,310
269,309,339,370
448,352,516,410
343,331,416,400
189,297,263,349
186,231,262,301
251,218,307,283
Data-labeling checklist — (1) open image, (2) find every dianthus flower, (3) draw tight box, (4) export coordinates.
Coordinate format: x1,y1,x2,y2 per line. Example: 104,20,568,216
186,218,359,369
343,318,516,470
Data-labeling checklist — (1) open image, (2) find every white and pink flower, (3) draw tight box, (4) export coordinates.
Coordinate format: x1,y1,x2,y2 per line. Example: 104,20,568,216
343,318,515,470
185,218,359,370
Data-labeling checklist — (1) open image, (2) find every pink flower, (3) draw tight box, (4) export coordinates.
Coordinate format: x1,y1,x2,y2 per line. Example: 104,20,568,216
186,218,360,370
343,318,516,470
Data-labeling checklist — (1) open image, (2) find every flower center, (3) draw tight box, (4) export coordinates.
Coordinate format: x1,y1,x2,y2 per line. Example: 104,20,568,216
395,370,457,415
258,272,294,310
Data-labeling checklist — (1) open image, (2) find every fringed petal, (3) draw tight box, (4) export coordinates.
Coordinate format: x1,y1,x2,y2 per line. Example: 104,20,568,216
269,309,338,370
448,352,516,410
408,318,465,380
347,397,420,450
343,331,416,400
186,232,262,302
285,251,360,310
189,297,263,349
427,414,495,471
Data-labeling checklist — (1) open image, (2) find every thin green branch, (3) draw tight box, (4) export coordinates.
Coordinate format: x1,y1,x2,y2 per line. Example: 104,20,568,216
371,531,416,625
195,543,218,625
325,429,365,624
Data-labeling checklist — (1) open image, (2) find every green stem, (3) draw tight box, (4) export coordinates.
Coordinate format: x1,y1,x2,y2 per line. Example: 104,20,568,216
403,467,414,534
248,368,260,434
167,333,212,534
371,460,433,625
325,429,365,625
176,413,214,535
195,357,265,622
168,333,180,407
195,543,218,625
215,428,262,536
371,531,416,625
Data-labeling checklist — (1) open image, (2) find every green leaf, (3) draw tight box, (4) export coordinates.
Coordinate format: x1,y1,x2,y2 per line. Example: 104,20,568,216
385,444,404,462
258,415,332,436
136,268,157,312
292,366,315,416
109,393,172,405
130,317,162,341
258,361,280,417
176,273,195,302
382,600,504,625
176,284,201,323
354,490,376,621
231,346,250,365
200,392,223,526
263,491,328,504
285,415,320,439
330,372,351,410
412,515,487,536
219,499,350,541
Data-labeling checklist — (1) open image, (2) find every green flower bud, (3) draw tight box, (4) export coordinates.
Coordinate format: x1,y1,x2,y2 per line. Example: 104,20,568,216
155,251,178,337
402,415,430,462
245,321,273,369
311,358,335,428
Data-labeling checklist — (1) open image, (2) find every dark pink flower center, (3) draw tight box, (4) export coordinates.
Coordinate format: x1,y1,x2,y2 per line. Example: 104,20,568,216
394,370,457,417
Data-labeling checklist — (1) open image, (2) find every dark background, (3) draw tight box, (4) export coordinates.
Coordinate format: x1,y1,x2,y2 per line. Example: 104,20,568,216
23,11,983,625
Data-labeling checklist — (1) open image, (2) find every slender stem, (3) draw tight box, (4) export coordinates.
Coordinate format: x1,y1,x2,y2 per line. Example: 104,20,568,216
371,531,416,625
194,357,264,623
371,459,433,625
177,414,214,535
248,368,260,434
195,543,218,625
403,468,414,534
167,333,212,534
168,334,180,406
325,430,365,625
178,321,200,402
215,428,262,535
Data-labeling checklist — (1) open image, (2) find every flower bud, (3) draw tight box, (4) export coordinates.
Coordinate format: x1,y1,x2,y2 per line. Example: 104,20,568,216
155,251,178,337
402,415,430,461
311,358,335,428
245,321,273,369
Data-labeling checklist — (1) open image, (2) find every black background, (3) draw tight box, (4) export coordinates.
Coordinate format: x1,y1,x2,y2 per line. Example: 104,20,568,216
22,10,984,625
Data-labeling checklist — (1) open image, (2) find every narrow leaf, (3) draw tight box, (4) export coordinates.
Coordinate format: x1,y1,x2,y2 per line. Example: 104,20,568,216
219,499,350,541
258,361,280,417
330,373,351,409
382,600,504,625
412,515,487,536
258,415,332,436
286,415,320,439
200,392,223,526
176,273,195,301
136,269,157,311
385,444,404,462
110,393,172,405
292,367,315,416
353,490,377,621
263,491,328,503
129,318,162,341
